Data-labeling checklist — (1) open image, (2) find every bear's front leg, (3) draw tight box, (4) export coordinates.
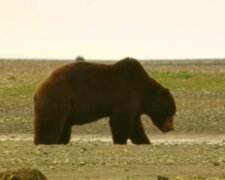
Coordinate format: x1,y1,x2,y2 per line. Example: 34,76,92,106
129,118,151,144
109,117,130,144
109,106,136,144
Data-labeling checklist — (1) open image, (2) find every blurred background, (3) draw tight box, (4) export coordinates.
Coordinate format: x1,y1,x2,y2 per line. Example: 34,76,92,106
1,0,225,60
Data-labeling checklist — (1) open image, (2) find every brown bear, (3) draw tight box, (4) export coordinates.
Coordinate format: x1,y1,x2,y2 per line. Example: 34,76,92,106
33,57,176,145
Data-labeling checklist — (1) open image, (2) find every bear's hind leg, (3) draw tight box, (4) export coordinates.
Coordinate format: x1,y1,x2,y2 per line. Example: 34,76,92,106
130,119,151,144
34,120,62,145
58,123,72,144
34,113,68,145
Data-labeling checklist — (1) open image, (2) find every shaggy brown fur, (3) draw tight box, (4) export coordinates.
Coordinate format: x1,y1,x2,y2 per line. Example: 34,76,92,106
34,57,176,145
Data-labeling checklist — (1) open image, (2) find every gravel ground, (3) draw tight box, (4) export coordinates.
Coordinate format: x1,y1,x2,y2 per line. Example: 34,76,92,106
1,138,225,179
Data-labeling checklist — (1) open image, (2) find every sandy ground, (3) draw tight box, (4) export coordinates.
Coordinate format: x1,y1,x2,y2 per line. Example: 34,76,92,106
1,60,225,179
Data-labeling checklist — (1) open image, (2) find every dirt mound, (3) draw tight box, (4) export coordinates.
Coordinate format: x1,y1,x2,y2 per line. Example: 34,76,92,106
0,168,47,180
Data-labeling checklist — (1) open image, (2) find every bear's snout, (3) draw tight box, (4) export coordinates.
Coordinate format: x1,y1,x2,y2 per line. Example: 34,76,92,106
160,117,174,133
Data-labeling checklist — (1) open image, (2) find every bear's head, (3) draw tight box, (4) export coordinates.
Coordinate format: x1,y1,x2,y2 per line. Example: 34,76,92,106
145,88,176,133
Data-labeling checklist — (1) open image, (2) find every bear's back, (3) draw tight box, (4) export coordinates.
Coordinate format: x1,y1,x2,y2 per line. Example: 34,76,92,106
51,58,148,86
42,58,152,104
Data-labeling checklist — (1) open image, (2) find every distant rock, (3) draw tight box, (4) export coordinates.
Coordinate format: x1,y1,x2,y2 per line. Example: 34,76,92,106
0,168,47,180
75,56,85,61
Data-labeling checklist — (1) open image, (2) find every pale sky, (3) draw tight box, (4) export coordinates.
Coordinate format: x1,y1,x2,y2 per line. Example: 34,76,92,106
1,0,225,60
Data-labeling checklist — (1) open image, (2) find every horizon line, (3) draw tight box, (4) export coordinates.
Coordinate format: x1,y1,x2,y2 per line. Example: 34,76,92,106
1,57,225,61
